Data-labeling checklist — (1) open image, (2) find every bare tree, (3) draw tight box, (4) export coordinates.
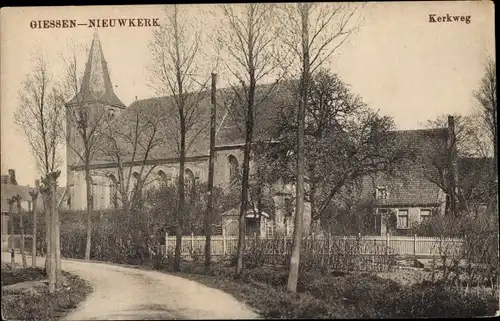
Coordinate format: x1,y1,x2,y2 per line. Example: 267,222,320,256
215,3,287,279
473,58,497,186
421,114,491,216
101,104,166,214
279,2,360,292
149,4,213,272
14,50,65,290
63,40,110,261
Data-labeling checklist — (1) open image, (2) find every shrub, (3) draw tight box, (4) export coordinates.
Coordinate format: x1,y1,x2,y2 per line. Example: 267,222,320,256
377,283,497,318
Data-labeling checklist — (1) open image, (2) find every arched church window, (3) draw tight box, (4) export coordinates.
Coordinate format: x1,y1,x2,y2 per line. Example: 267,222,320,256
228,155,239,185
131,172,140,195
108,174,118,209
185,169,196,203
157,170,167,186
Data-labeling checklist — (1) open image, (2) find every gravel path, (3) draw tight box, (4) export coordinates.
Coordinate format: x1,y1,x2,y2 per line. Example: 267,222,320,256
2,252,260,320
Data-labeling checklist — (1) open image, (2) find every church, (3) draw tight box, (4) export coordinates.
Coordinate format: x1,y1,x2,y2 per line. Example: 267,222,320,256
65,32,312,238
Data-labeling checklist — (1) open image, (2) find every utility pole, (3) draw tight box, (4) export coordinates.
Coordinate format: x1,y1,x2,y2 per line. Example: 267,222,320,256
205,73,217,274
8,197,15,268
29,184,38,268
16,195,27,268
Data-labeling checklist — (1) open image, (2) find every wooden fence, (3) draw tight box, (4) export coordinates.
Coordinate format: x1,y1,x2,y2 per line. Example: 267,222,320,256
164,233,464,258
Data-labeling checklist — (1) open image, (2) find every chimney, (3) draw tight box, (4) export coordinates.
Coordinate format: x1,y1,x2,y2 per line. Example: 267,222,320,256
8,169,17,185
35,179,40,189
447,115,455,137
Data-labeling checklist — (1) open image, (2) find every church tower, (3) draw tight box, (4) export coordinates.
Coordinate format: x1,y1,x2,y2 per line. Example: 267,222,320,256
65,31,126,209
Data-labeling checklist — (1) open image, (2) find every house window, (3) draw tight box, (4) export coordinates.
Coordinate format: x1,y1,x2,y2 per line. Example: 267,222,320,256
265,220,276,238
397,209,409,229
376,186,388,201
420,209,432,223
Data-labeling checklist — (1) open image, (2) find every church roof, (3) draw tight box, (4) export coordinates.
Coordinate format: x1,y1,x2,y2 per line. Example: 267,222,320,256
91,83,296,166
67,32,126,109
215,82,297,146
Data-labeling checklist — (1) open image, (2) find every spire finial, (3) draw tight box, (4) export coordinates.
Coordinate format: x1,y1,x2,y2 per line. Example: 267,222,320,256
93,29,99,41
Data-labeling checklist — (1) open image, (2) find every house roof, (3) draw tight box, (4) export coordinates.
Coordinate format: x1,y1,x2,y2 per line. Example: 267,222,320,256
67,32,125,109
1,184,34,213
1,184,67,213
362,127,449,207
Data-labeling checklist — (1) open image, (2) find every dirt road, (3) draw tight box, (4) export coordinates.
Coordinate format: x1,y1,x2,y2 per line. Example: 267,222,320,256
1,252,260,320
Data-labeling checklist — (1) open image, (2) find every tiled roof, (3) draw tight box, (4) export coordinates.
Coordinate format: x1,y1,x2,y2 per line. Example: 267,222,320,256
94,91,214,164
361,128,449,206
92,82,296,165
1,184,67,213
67,32,125,109
1,184,34,213
215,82,297,146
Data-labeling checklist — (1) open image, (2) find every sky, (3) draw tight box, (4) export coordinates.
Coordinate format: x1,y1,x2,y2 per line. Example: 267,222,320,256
0,2,495,186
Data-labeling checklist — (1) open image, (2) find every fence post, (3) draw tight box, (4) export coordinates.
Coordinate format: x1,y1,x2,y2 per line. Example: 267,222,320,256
283,233,286,253
386,232,389,256
343,235,347,255
413,234,417,261
165,232,168,256
191,232,194,253
222,226,227,256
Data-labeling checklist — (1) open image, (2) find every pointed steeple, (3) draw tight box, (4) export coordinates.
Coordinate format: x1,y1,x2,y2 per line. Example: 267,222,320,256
67,31,126,109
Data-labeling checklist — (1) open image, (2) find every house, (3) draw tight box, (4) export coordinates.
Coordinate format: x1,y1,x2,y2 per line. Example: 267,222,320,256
1,169,68,238
65,32,311,238
359,116,496,236
1,169,34,236
359,121,453,236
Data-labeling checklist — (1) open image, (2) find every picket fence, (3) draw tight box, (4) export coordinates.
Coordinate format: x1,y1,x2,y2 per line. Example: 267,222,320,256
163,233,463,258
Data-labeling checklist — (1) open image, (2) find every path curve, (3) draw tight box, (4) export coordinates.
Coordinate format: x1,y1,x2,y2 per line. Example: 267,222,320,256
2,253,260,320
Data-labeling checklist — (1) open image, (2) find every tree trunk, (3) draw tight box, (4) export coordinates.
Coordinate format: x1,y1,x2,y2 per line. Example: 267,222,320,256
85,163,93,261
174,119,186,272
48,173,58,293
44,190,51,277
8,199,15,268
31,192,38,267
17,197,27,268
55,214,61,286
287,3,309,293
235,80,256,279
205,73,217,274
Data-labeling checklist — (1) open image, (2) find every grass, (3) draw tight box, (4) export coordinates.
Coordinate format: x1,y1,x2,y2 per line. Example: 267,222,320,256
1,262,92,321
171,260,498,319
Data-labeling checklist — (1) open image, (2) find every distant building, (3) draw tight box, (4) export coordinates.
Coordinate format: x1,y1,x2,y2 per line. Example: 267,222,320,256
1,169,33,236
1,169,67,237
